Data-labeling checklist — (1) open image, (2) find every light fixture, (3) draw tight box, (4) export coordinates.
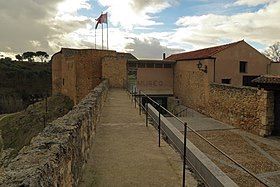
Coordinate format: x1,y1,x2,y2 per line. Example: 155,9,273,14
197,61,207,73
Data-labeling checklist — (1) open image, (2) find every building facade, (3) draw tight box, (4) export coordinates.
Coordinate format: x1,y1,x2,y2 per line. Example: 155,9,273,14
167,40,271,87
51,41,279,136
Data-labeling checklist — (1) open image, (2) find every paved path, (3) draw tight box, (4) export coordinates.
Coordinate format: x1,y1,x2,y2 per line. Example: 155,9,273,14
167,108,280,187
79,89,197,187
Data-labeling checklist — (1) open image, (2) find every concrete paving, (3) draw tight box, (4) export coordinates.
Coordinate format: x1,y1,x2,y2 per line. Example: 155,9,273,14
79,89,198,187
166,108,236,132
166,108,280,187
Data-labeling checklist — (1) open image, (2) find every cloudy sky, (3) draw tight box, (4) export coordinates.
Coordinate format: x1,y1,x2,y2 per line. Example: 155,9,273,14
0,0,279,59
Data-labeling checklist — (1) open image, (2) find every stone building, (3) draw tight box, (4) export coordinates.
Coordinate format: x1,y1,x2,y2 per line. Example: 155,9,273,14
166,40,271,87
269,61,280,75
51,40,279,136
52,48,136,104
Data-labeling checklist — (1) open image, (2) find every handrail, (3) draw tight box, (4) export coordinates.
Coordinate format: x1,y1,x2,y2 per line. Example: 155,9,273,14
175,107,188,116
129,88,268,187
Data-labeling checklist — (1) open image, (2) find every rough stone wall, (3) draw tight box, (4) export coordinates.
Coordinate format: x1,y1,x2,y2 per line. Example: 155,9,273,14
52,53,63,95
173,60,210,113
208,84,274,136
102,55,127,88
173,60,274,136
74,50,117,103
0,80,109,187
52,49,125,104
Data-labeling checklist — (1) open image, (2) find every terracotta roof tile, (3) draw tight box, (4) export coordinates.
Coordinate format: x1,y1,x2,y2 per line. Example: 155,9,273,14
166,40,243,61
252,75,280,84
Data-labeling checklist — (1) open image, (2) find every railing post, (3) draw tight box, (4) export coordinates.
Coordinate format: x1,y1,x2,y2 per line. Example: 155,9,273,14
183,122,187,187
145,103,148,127
158,106,161,147
134,88,136,108
139,91,142,115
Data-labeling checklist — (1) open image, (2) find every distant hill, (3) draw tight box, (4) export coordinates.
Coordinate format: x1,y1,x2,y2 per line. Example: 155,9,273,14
0,60,51,114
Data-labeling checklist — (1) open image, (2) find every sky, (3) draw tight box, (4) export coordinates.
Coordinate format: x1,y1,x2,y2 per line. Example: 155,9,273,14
0,0,279,59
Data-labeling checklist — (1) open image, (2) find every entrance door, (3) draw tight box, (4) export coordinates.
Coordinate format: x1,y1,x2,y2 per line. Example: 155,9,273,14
242,76,259,87
273,91,280,135
142,96,168,114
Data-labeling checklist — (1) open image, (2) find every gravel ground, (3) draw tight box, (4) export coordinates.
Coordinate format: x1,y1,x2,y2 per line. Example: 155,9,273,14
187,130,280,187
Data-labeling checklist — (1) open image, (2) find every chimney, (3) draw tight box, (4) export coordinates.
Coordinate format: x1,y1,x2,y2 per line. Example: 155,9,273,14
163,53,166,60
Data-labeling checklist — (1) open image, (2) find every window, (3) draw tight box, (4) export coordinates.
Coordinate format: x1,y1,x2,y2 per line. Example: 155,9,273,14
222,79,231,84
164,64,172,68
242,76,259,87
240,61,247,73
62,78,65,85
155,63,163,68
146,63,154,68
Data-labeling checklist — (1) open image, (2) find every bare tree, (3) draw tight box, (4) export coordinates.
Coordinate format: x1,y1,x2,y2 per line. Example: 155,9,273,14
264,42,280,62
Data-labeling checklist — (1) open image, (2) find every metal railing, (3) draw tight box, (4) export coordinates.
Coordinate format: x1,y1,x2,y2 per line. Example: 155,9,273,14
125,85,269,187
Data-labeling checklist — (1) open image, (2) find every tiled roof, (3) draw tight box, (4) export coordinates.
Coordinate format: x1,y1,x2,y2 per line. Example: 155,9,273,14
166,40,243,61
128,59,176,64
252,75,280,84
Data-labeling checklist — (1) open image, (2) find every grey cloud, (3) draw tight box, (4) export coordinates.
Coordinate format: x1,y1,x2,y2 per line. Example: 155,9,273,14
132,0,179,12
125,37,183,59
0,0,91,55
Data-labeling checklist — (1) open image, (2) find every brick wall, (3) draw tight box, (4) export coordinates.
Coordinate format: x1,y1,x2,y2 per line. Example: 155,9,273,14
0,80,109,186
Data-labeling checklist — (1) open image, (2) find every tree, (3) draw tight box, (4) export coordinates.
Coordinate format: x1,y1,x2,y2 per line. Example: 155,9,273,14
35,51,49,62
22,52,35,62
264,42,280,62
0,57,12,63
15,54,23,61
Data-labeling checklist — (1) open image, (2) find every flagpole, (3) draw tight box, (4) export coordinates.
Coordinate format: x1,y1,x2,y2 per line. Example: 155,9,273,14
107,18,109,50
95,28,96,49
102,23,104,50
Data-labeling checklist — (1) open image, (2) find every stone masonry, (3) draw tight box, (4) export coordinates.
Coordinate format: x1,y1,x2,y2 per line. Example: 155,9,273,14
0,80,109,186
208,84,274,136
173,59,274,136
52,49,134,105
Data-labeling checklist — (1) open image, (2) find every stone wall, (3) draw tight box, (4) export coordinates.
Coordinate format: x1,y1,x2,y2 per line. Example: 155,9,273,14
173,65,274,136
52,49,134,104
208,84,274,136
52,48,117,104
0,80,109,186
102,56,127,88
174,60,209,113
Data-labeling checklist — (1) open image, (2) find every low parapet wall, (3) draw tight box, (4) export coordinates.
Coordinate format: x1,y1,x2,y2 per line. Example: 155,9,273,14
0,80,109,186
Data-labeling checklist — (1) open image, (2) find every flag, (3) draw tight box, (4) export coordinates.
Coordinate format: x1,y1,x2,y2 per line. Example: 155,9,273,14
95,13,108,29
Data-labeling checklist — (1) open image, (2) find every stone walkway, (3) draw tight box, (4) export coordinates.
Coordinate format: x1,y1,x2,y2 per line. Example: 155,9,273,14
79,89,197,187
